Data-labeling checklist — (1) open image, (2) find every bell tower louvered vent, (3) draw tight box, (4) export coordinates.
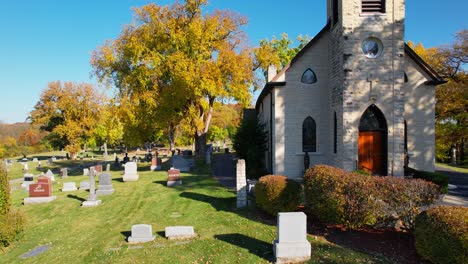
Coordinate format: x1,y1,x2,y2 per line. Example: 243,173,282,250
362,0,386,13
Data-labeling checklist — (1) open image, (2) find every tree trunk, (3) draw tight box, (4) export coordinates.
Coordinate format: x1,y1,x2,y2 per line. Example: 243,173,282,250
195,132,207,157
168,124,176,151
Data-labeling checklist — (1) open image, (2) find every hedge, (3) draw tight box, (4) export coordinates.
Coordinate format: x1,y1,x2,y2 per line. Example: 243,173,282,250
414,206,468,264
254,175,302,216
0,209,25,247
412,169,449,194
304,165,440,229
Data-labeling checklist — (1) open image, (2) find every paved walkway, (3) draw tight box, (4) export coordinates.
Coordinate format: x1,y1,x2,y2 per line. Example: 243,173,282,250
211,153,236,189
436,166,468,207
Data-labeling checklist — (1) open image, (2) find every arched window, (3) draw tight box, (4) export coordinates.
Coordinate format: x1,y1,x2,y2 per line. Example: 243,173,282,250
301,68,317,84
303,117,316,152
359,105,387,131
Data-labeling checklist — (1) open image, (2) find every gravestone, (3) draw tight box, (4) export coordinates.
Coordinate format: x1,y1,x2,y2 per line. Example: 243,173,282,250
79,181,90,190
24,177,56,204
236,159,247,208
167,168,182,186
48,158,53,165
128,224,155,244
150,157,160,171
96,173,114,196
83,168,89,176
273,212,311,264
37,160,42,168
33,158,38,162
23,163,29,172
62,182,78,192
106,163,111,173
123,162,139,182
82,168,101,207
46,169,55,181
51,156,57,162
60,168,68,178
95,164,103,173
165,226,196,240
21,173,34,189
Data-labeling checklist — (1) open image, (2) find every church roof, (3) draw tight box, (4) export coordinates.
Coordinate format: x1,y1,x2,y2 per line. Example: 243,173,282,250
256,21,446,111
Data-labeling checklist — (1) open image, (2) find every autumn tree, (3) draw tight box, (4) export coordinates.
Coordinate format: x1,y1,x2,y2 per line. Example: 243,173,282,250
93,101,124,157
92,0,254,156
254,33,311,79
30,81,105,159
409,30,467,164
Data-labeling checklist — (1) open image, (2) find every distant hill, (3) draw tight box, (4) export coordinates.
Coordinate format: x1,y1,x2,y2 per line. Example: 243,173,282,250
0,122,31,140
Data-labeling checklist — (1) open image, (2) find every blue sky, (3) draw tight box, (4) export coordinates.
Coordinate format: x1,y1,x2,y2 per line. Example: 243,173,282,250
0,0,466,124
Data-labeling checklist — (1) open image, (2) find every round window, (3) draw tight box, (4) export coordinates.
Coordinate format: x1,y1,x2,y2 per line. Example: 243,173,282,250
362,37,383,58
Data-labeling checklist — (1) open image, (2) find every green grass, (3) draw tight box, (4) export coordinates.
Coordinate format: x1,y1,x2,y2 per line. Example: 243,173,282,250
2,161,389,263
436,162,468,174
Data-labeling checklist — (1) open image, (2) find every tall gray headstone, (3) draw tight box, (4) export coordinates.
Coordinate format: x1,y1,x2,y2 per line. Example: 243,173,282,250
96,173,114,196
273,212,311,264
236,159,247,208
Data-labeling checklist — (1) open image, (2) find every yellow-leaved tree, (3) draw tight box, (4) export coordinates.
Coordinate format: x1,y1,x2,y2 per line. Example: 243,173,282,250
30,81,105,159
92,0,254,155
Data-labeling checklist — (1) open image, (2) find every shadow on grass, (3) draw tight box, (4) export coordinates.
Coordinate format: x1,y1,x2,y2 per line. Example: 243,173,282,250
66,194,86,202
179,192,235,211
154,181,167,187
214,233,273,262
113,178,124,182
156,231,165,238
120,231,131,242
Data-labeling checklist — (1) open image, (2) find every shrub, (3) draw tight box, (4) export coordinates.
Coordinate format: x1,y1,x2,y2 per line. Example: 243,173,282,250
414,206,468,264
303,165,347,224
0,163,11,215
0,209,25,247
373,177,440,229
254,175,302,216
412,169,449,194
304,165,440,229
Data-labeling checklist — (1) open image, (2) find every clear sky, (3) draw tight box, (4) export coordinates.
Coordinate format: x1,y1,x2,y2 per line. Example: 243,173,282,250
0,0,466,124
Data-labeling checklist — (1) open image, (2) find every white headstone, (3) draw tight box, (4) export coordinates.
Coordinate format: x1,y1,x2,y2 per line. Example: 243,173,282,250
83,168,89,176
62,182,78,192
165,226,196,240
128,224,155,244
79,181,90,190
273,212,311,263
46,169,55,181
123,162,139,182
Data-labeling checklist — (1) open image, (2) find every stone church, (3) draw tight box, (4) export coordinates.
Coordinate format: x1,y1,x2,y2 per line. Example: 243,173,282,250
256,0,445,179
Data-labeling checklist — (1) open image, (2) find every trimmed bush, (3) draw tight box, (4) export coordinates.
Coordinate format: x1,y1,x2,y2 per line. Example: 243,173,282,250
414,206,468,264
254,175,302,216
304,165,440,229
413,169,449,194
0,209,25,247
304,165,347,224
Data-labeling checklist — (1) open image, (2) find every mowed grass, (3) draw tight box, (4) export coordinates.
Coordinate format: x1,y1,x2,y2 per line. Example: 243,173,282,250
3,161,389,263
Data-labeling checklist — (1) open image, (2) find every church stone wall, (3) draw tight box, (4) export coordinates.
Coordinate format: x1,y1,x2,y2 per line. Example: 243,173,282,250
404,58,436,172
274,31,331,178
336,0,406,175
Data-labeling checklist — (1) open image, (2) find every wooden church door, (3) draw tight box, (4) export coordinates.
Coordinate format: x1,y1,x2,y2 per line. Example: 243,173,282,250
358,105,387,175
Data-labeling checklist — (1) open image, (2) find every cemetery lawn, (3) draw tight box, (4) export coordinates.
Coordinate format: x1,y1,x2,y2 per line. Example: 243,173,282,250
4,161,391,263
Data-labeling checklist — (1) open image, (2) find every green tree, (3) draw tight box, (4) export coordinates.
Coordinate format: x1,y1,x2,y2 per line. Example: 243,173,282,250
233,115,268,179
30,81,105,159
254,33,311,79
0,163,10,215
92,0,254,157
